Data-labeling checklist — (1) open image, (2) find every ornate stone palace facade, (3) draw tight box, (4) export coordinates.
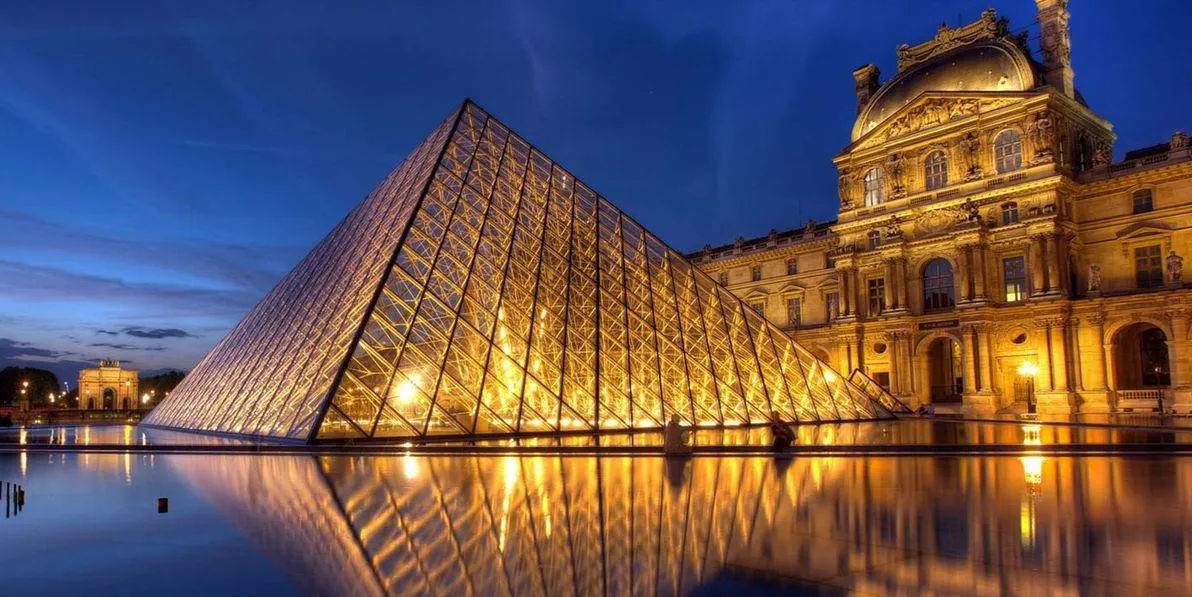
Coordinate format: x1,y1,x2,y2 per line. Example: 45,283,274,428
689,2,1192,415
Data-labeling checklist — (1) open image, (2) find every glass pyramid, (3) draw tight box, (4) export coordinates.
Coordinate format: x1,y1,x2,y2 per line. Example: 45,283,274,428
144,100,891,442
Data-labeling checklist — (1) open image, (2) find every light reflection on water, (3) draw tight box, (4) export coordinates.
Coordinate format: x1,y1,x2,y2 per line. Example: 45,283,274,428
181,453,1192,594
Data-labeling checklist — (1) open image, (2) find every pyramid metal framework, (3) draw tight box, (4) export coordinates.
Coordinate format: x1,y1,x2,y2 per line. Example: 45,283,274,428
144,101,892,442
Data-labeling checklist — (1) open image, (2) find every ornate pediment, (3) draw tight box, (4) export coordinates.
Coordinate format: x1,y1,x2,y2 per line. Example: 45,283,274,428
896,9,1008,72
852,95,1020,150
911,207,967,237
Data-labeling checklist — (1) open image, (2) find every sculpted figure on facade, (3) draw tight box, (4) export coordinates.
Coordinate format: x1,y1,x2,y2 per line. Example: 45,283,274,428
837,168,853,209
1092,139,1113,168
1027,110,1056,163
884,215,903,239
887,152,908,197
1167,250,1183,282
804,218,817,235
1172,131,1189,150
958,132,983,180
1087,263,1102,292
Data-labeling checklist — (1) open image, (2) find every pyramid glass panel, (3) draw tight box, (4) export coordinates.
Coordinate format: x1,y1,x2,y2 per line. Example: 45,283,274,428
144,100,892,442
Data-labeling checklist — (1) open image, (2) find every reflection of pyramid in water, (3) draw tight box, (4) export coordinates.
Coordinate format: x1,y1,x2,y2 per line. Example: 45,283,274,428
145,100,891,442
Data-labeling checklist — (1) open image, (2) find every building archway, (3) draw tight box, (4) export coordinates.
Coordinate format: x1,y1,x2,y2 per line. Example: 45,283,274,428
1112,322,1171,390
924,337,963,403
87,398,95,410
102,387,115,410
121,398,130,411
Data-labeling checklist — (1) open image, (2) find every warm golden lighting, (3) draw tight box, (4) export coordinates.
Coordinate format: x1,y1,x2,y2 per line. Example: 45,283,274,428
1021,424,1041,446
393,376,419,405
1016,361,1039,377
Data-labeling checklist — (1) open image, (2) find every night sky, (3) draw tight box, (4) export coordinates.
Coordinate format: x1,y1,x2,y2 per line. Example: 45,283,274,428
1,0,1189,381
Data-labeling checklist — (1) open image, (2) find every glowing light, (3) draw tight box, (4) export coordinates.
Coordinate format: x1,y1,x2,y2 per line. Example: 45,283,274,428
393,376,419,405
1021,424,1041,446
402,454,419,480
823,370,837,383
142,393,151,404
1016,361,1039,377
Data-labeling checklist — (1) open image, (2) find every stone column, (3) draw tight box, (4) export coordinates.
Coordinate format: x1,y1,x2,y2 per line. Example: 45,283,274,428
972,244,988,300
1166,309,1192,413
1079,312,1111,412
1033,320,1054,392
956,246,972,303
977,325,994,392
961,325,978,394
840,268,852,317
884,331,900,394
883,259,895,311
897,258,909,310
1049,319,1069,392
1029,236,1046,297
1045,235,1062,294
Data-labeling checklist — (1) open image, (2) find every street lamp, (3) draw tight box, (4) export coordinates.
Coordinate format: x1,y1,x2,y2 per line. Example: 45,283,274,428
1016,361,1039,414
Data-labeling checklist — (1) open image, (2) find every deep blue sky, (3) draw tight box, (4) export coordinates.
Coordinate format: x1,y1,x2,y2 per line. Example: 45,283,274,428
1,0,1189,381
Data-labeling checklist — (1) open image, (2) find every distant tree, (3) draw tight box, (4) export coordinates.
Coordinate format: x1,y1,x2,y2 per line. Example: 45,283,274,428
0,367,61,407
138,371,186,408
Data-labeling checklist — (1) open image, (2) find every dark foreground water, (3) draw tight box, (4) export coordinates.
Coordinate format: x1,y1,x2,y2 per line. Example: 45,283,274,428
3,445,1192,596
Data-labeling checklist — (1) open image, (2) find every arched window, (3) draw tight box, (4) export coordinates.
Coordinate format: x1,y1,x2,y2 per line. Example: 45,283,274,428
924,150,948,190
1002,202,1019,225
867,230,881,250
993,130,1023,173
863,168,885,206
922,258,955,311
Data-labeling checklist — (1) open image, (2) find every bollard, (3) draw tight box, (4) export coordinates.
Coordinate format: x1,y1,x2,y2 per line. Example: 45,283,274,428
17,488,24,508
157,497,168,514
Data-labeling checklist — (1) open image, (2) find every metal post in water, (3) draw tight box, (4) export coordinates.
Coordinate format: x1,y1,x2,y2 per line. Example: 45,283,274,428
157,497,168,514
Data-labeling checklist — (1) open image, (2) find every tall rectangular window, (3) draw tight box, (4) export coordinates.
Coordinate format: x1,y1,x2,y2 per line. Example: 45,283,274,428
1003,256,1026,302
826,292,840,321
751,265,762,282
786,258,798,275
1133,189,1154,214
750,301,765,318
867,278,885,316
786,297,801,327
1135,245,1164,288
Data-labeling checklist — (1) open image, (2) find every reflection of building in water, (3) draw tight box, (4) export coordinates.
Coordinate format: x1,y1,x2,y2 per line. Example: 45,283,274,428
689,3,1192,417
172,454,1192,594
77,360,139,411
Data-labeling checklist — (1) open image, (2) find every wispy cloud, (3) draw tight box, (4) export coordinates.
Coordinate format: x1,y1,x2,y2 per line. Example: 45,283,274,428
88,342,165,351
96,327,193,339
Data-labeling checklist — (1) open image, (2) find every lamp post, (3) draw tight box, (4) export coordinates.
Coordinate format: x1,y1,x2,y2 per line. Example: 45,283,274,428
1017,361,1039,414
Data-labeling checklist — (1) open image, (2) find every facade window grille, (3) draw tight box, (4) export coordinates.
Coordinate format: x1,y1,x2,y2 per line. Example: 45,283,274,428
1133,188,1154,214
750,301,765,318
786,258,798,275
1002,202,1019,225
863,168,885,206
1135,245,1164,289
786,297,801,327
867,230,881,250
826,292,840,321
718,272,728,286
1003,256,1026,302
868,278,886,316
924,150,948,190
993,130,1023,173
922,258,956,311
750,265,762,282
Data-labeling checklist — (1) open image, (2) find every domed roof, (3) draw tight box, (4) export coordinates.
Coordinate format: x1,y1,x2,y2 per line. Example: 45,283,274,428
852,40,1035,141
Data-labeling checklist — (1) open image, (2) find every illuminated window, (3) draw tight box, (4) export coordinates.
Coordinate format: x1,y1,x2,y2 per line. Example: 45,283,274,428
994,130,1023,173
922,258,955,311
867,230,881,250
1003,256,1026,302
826,292,840,320
1135,245,1164,289
863,168,885,206
786,258,798,275
786,297,801,327
750,265,762,281
1133,188,1153,214
867,278,885,316
1002,202,1019,225
750,301,765,318
924,150,948,190
718,272,728,286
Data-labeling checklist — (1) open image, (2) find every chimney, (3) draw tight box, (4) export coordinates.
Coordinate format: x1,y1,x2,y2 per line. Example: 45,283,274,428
1035,0,1075,98
852,64,880,114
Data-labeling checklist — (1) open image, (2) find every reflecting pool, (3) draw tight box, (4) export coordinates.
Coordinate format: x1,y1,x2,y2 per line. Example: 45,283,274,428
3,449,1192,595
